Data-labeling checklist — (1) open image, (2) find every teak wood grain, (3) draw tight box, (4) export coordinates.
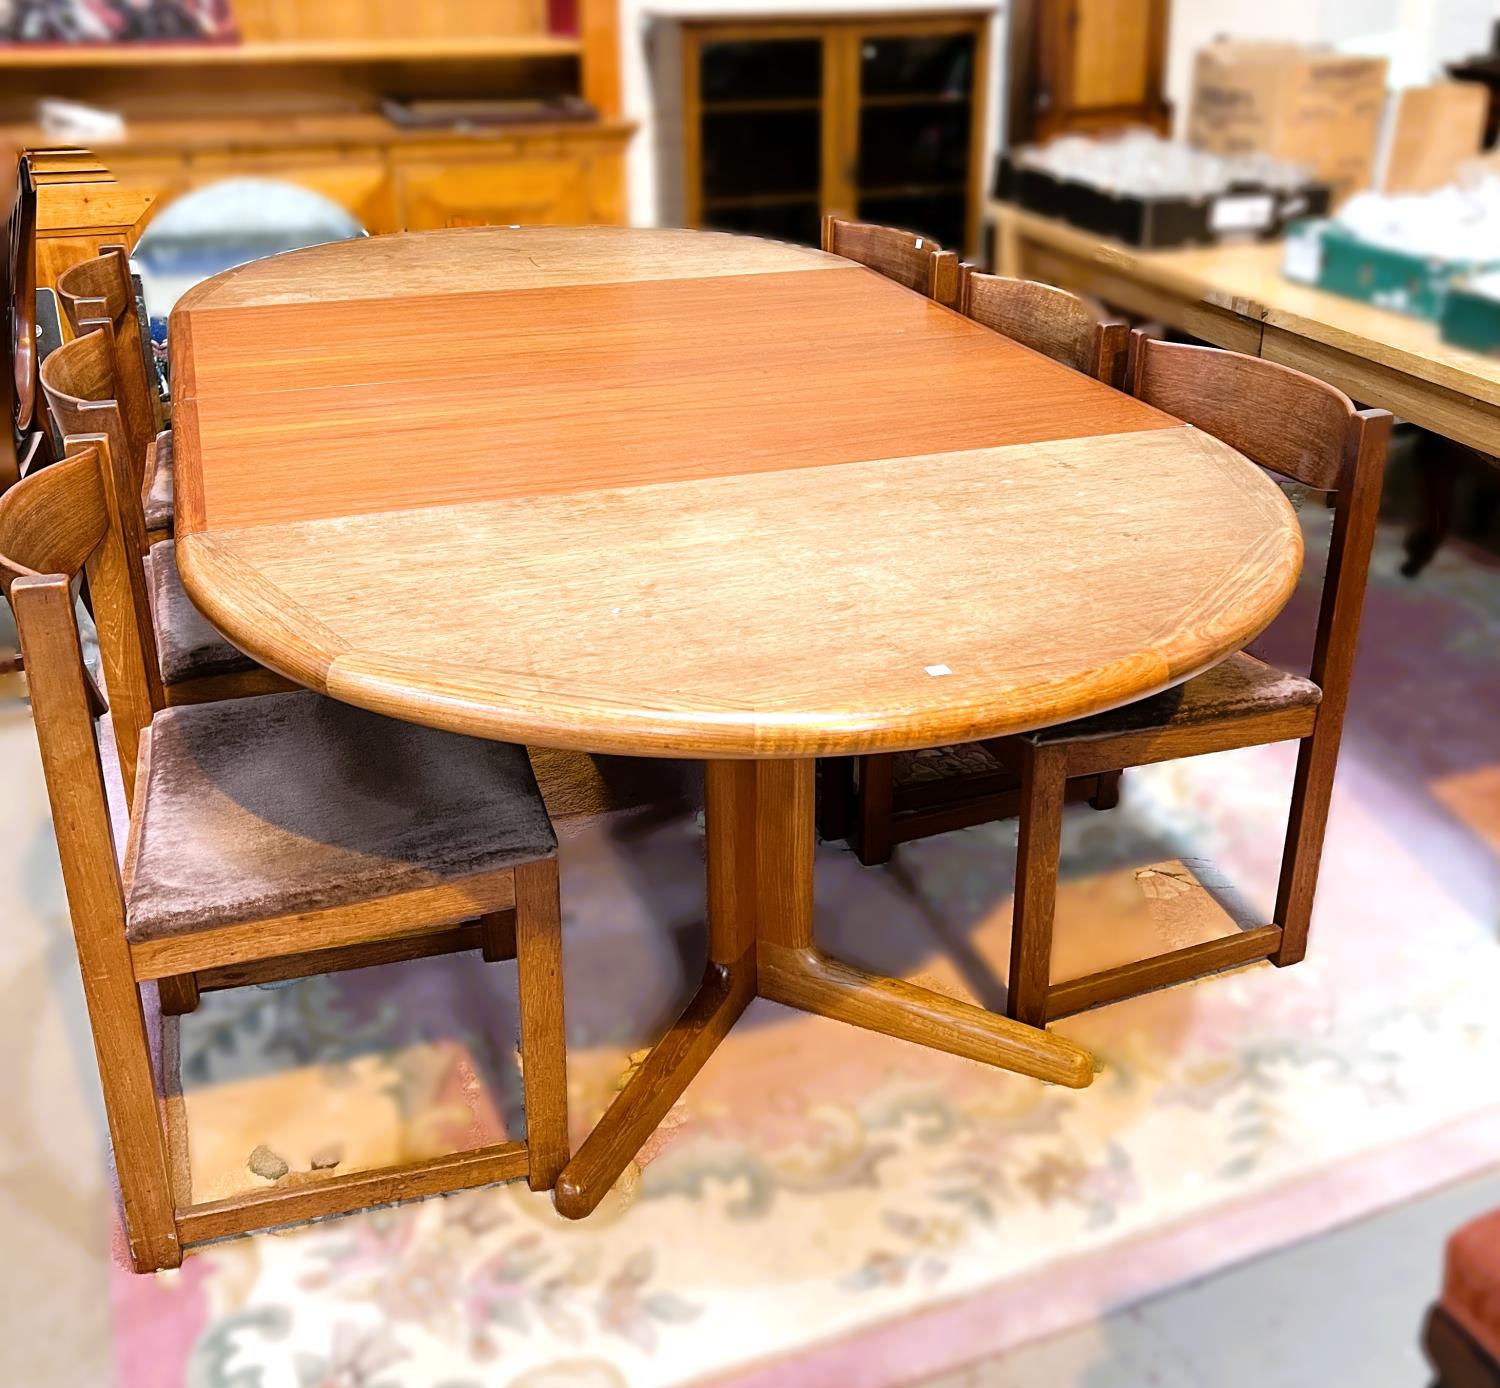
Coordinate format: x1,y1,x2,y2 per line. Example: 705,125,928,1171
165,228,1310,1220
173,428,1300,758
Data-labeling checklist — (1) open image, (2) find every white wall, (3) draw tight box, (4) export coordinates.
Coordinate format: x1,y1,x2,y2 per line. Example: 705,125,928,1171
619,0,1006,226
1166,0,1497,129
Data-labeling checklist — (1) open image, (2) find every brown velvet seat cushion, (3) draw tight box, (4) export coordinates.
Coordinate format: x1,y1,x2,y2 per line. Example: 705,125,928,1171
1023,652,1321,746
144,429,174,532
125,690,556,942
147,538,259,684
1444,1209,1500,1366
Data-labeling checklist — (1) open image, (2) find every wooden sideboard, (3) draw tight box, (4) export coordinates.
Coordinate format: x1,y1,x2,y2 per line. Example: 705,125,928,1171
0,0,631,234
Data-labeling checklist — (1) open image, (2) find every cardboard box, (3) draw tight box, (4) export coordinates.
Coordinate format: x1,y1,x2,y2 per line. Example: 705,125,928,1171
1375,81,1490,194
1189,42,1389,204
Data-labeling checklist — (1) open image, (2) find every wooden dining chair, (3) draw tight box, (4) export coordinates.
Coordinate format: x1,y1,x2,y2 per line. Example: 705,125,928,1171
999,331,1391,1027
962,269,1130,387
56,247,172,542
2,441,570,1272
837,272,1132,865
41,327,293,706
822,214,962,309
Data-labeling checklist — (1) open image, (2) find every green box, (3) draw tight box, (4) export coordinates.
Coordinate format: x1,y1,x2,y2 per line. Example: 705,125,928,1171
1440,278,1500,356
1286,220,1500,322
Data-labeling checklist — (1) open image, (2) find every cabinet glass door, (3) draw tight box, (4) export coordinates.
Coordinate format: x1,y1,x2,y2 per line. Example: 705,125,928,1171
855,31,976,253
696,37,823,246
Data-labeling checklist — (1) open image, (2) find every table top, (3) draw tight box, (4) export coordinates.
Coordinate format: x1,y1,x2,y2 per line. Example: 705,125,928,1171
993,203,1500,412
171,225,1303,759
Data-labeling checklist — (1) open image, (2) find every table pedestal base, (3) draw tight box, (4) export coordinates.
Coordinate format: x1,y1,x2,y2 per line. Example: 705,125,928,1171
553,759,1095,1220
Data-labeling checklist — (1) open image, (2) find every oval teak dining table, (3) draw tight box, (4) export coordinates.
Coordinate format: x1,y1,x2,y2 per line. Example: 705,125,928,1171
170,226,1303,1217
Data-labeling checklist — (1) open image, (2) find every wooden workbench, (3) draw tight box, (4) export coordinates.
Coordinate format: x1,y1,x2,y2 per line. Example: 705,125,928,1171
989,202,1500,458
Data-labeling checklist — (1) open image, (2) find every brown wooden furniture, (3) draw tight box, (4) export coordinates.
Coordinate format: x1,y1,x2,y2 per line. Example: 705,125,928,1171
842,268,1129,863
1007,0,1171,144
0,1,629,234
19,148,161,297
56,247,170,531
821,214,961,309
673,11,991,256
40,325,293,713
1424,1208,1500,1388
167,225,1306,1221
997,331,1391,1027
963,267,1129,383
2,441,570,1272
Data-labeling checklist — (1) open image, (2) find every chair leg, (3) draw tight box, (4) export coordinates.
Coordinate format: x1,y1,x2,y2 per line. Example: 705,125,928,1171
513,859,569,1191
816,757,854,843
94,982,182,1271
1008,741,1068,1028
1089,769,1123,811
1272,723,1340,968
157,972,200,1015
855,753,896,866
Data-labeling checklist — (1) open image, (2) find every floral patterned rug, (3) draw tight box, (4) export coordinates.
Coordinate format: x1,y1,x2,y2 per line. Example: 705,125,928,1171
105,519,1500,1388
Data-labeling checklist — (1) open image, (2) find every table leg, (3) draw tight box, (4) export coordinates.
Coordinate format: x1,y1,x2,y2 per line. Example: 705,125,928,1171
552,761,758,1219
553,758,1094,1220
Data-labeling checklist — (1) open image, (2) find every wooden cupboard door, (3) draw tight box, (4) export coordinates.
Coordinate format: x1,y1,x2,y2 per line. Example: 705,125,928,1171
849,19,985,256
1068,0,1152,110
685,26,829,247
397,158,594,231
1032,0,1169,139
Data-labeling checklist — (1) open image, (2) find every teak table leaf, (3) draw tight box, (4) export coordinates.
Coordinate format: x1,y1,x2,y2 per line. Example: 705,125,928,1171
170,226,1304,1218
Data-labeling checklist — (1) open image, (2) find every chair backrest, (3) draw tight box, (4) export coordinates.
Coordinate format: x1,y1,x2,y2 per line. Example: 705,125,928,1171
822,215,961,309
41,327,148,545
962,270,1128,387
56,247,158,479
1124,329,1392,723
39,329,165,745
2,441,158,830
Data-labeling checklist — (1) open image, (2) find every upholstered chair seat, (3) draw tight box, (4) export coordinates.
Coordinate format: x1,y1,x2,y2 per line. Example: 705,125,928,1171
146,538,258,684
124,690,557,942
1021,652,1322,746
143,430,173,533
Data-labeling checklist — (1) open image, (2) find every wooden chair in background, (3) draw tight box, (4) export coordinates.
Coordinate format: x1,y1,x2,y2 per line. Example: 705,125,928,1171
962,269,1129,386
835,273,1132,865
999,332,1391,1026
56,246,172,542
821,214,962,309
41,326,293,707
2,442,571,1272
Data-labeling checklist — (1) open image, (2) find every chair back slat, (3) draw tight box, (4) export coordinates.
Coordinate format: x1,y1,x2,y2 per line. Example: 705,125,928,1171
42,328,149,550
822,215,961,308
57,247,158,474
0,436,110,590
963,271,1128,386
1126,333,1351,491
1124,328,1392,719
1,441,159,803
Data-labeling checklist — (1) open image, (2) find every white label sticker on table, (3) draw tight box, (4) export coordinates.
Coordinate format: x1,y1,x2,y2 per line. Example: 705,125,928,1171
1210,194,1276,234
925,664,952,677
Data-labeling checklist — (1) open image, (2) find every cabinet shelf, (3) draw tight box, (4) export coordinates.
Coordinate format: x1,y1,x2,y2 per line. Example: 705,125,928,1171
703,190,820,209
859,91,972,108
700,97,821,114
0,35,581,68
